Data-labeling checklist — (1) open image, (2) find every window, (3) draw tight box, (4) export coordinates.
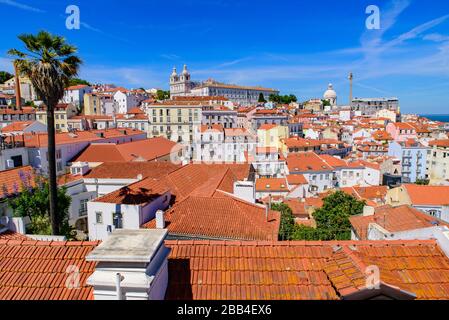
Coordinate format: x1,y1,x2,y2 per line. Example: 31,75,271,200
79,199,88,216
56,162,63,172
56,150,62,159
95,212,103,224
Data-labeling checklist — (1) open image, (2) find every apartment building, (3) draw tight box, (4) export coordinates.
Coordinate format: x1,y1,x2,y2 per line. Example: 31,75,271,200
427,139,449,185
388,140,428,183
83,92,116,115
62,84,92,108
145,102,202,143
36,103,77,132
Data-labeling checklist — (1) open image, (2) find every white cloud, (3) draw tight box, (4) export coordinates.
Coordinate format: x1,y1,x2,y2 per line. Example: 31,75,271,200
0,0,44,13
423,33,449,43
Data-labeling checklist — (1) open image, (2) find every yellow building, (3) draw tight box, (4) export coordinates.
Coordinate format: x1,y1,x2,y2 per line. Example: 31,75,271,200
427,139,449,185
36,103,77,132
83,92,115,115
257,124,289,150
146,102,202,143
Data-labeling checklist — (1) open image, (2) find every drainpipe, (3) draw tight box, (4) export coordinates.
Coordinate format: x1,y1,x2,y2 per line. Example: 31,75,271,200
116,273,123,300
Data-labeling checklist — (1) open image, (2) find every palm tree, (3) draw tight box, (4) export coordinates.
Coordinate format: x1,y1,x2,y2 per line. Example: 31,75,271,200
8,31,82,235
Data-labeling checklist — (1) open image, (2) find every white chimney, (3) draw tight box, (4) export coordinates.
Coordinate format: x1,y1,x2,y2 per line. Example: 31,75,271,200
363,206,375,217
156,210,165,229
86,229,170,300
233,180,255,203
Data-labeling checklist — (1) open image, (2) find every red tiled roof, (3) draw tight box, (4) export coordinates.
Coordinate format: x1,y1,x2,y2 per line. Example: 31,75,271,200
258,124,278,130
23,129,144,147
350,205,449,240
255,178,288,192
287,174,308,185
404,184,449,206
164,164,250,201
287,152,333,172
65,84,89,91
84,162,180,179
284,137,322,149
429,139,449,148
0,121,35,133
143,192,280,241
0,166,35,199
0,239,98,300
200,124,224,133
72,137,179,162
165,240,449,300
94,177,170,205
0,231,30,240
340,186,387,204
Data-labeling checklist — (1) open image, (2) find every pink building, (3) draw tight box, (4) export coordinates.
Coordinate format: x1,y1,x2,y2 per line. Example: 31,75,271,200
386,122,417,142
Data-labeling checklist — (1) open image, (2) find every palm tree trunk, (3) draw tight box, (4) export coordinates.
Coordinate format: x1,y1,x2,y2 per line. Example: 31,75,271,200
47,106,59,235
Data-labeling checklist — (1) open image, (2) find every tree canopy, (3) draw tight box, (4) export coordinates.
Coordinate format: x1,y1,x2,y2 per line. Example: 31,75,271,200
0,71,14,84
68,78,90,86
322,99,331,107
258,93,267,103
156,89,170,101
269,94,297,104
6,172,73,239
273,191,366,241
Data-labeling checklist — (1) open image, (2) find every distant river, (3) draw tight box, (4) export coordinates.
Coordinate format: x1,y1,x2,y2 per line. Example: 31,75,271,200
420,114,449,123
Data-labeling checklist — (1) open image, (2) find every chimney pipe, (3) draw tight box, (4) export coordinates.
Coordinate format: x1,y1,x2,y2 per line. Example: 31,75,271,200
156,210,165,229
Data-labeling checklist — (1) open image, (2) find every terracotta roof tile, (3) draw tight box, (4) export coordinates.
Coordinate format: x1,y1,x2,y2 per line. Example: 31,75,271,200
84,162,180,179
0,166,36,199
73,137,179,162
350,205,449,240
165,240,449,300
404,184,449,206
143,192,280,241
0,240,98,300
256,178,288,192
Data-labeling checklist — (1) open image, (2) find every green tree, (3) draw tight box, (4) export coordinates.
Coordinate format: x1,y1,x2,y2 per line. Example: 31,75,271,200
272,203,295,240
9,31,82,235
312,191,365,240
322,99,331,107
269,94,280,103
269,94,297,104
156,89,170,101
258,93,266,103
0,71,14,84
68,78,90,86
6,174,73,239
415,179,430,185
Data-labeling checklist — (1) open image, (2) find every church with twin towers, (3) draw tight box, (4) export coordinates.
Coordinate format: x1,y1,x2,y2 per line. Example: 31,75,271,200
169,64,279,106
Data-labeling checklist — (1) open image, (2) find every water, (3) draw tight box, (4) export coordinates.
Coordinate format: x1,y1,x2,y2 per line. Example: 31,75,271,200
420,114,449,123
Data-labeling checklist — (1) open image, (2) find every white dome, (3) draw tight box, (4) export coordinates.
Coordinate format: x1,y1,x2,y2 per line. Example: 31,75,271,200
324,83,337,99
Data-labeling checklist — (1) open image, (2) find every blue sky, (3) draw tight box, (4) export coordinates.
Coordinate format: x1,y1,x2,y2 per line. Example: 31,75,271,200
1,0,449,113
